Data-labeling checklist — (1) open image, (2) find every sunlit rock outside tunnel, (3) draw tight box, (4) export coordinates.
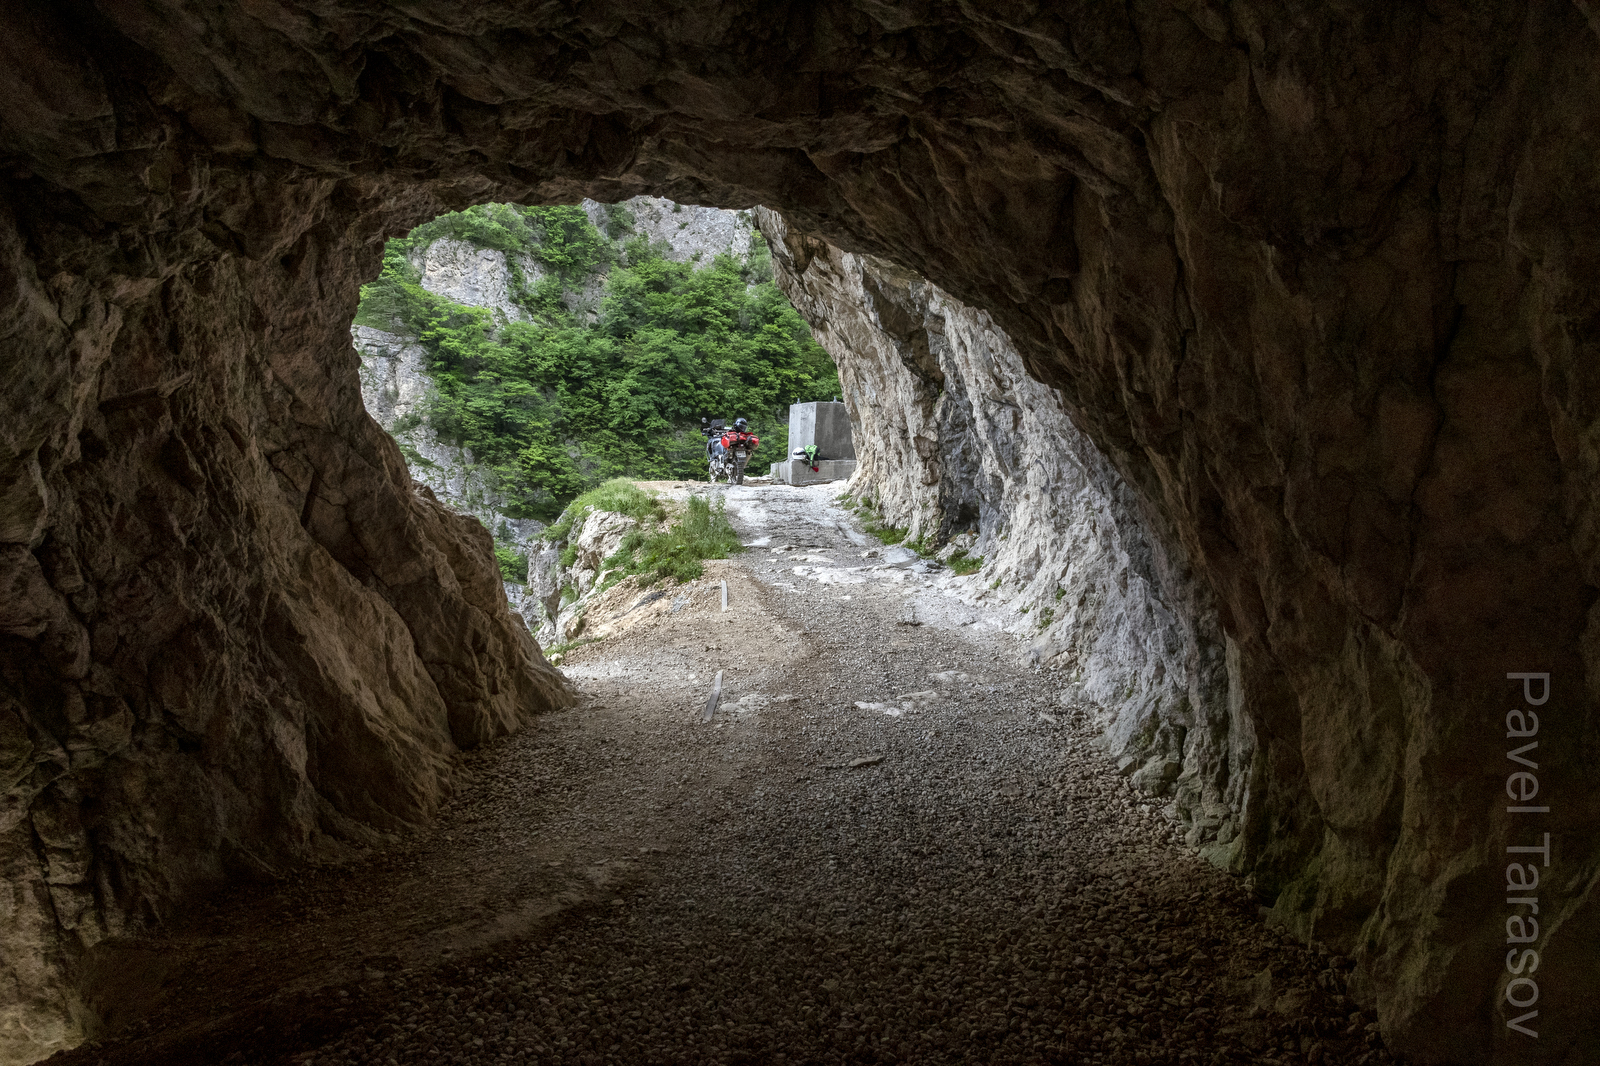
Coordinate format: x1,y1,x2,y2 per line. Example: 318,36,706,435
2,3,1597,1065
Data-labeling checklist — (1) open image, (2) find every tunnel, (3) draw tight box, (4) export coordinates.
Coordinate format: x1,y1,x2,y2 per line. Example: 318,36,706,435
2,3,1597,1064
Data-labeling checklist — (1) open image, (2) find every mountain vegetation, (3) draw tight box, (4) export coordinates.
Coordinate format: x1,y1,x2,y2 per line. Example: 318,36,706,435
354,203,840,540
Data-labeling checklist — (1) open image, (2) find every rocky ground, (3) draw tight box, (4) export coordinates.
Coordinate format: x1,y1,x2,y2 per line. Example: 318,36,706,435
50,485,1399,1066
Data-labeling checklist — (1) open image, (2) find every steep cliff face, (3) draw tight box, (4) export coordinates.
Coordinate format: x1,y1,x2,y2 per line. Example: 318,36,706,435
354,323,546,574
3,3,1597,1062
595,197,754,265
760,210,1252,857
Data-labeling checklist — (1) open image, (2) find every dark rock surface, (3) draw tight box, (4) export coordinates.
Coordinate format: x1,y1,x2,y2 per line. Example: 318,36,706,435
2,2,1596,1062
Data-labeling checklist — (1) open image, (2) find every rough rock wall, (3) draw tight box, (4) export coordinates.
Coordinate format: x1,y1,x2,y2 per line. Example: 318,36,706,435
760,210,1250,856
0,220,572,1058
0,80,585,1066
3,3,1598,1062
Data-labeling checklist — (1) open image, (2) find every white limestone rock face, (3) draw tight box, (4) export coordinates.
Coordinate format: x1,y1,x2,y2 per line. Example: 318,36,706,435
572,511,638,575
353,325,431,427
519,506,661,645
521,547,565,629
758,209,1251,859
354,325,545,611
588,196,751,264
411,238,541,323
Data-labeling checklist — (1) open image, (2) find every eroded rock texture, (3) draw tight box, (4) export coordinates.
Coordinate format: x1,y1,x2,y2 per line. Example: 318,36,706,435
2,2,1597,1062
759,210,1252,860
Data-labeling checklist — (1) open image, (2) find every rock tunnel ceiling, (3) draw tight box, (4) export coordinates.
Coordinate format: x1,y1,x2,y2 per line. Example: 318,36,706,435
2,1,1597,1062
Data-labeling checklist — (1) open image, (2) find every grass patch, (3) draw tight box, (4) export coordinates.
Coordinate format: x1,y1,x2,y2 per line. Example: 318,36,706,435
1037,606,1055,629
543,636,599,661
543,481,743,605
598,494,744,589
850,496,910,546
868,521,909,546
947,550,984,575
545,478,667,544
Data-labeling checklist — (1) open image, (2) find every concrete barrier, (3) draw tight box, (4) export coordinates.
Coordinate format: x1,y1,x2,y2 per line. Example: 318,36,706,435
788,401,855,460
771,458,857,485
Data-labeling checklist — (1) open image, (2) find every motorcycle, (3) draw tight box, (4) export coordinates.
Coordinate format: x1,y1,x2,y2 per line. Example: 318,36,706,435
701,418,761,485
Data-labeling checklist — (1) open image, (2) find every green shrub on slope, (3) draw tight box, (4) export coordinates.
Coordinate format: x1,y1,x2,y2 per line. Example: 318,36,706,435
613,495,744,587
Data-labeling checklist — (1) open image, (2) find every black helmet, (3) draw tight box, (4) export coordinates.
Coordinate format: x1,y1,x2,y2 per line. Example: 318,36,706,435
733,417,748,431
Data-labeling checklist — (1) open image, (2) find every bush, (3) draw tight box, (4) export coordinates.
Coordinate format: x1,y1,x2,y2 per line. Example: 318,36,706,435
391,409,425,434
521,205,613,280
596,202,637,239
495,544,530,583
597,494,743,589
948,550,984,575
406,203,538,255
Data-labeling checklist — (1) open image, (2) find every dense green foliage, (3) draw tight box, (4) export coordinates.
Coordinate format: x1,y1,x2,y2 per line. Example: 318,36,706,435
356,202,839,531
494,543,530,583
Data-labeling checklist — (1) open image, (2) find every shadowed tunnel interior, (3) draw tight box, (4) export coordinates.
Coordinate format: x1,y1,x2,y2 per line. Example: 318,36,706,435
2,3,1598,1063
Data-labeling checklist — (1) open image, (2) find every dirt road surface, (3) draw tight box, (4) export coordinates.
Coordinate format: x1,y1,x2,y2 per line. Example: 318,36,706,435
50,484,1395,1066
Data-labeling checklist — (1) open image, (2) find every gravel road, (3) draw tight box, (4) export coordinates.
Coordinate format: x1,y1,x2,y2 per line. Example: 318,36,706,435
58,484,1399,1066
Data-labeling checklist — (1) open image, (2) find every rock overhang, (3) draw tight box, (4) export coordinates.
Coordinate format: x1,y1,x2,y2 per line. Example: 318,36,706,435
2,3,1598,1064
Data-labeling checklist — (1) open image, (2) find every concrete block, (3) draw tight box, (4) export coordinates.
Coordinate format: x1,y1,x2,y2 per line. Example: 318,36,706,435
770,458,857,485
788,401,855,460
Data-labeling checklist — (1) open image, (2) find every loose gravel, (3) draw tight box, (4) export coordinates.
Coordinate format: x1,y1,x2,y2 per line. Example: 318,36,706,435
59,484,1400,1066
